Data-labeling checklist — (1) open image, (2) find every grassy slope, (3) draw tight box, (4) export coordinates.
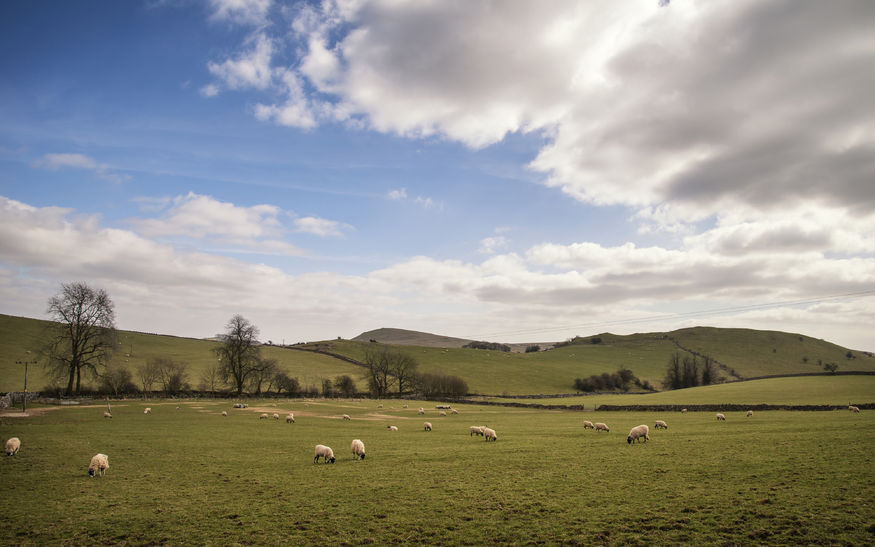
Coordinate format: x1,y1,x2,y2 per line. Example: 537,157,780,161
3,313,874,395
1,400,872,545
485,375,875,407
0,314,367,393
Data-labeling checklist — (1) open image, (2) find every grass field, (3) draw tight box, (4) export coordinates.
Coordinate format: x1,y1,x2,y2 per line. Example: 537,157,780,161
483,375,875,408
2,398,874,545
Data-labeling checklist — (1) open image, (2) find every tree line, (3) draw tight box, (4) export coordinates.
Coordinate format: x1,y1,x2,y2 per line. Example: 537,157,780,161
572,368,654,392
36,281,467,399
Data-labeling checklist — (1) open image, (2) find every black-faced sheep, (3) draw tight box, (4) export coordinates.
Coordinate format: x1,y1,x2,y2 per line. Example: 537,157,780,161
849,405,861,413
286,413,295,423
387,425,398,432
424,422,432,431
221,411,228,417
272,413,280,420
483,427,497,441
627,425,650,444
103,411,112,419
594,423,610,433
746,410,753,417
144,408,151,414
716,413,726,421
351,439,365,460
88,453,109,477
5,437,20,456
582,421,594,430
314,445,335,464
259,413,269,419
342,414,351,420
654,420,668,430
470,426,484,436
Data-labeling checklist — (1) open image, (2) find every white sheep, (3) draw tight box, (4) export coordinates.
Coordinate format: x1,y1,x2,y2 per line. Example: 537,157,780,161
403,404,408,409
746,410,753,417
103,411,112,419
469,426,484,436
88,453,109,477
450,409,459,415
483,427,498,442
424,422,432,431
439,411,447,417
351,439,366,460
221,411,228,417
594,423,610,433
259,413,269,419
286,413,295,423
716,413,726,421
387,425,398,432
849,405,861,413
654,420,668,430
681,408,687,413
314,444,335,464
582,421,594,430
5,437,20,456
342,414,351,420
377,404,383,409
627,425,650,444
144,408,151,414
272,413,280,420
418,408,425,415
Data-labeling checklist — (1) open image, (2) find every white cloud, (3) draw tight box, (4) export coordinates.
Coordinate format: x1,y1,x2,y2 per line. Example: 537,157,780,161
387,188,407,200
294,216,350,238
208,0,272,26
200,83,220,97
32,153,129,184
2,195,874,349
478,236,508,255
207,33,274,90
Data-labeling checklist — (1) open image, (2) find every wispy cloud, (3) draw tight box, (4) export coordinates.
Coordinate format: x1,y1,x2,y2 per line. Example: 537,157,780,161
294,216,351,238
387,188,407,200
32,153,129,184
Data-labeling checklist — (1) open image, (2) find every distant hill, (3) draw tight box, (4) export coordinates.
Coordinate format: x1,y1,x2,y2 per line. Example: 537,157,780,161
352,328,475,348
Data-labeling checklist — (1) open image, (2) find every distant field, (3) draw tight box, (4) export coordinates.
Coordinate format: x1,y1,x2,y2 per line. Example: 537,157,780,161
483,375,875,408
1,400,872,544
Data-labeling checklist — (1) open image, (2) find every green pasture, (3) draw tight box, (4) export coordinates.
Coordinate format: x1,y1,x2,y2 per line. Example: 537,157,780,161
2,399,874,545
484,375,875,408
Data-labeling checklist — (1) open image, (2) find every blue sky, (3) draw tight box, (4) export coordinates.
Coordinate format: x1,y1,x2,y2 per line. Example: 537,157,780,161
1,0,874,350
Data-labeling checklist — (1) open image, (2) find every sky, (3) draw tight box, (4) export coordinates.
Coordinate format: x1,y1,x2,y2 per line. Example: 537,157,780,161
1,0,874,351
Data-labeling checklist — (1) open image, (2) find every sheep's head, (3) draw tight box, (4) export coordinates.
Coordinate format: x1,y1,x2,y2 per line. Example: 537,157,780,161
359,453,365,460
88,468,96,476
627,436,633,444
328,456,335,464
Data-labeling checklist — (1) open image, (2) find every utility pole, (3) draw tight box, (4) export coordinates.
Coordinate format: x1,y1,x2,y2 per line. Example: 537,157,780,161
15,353,37,413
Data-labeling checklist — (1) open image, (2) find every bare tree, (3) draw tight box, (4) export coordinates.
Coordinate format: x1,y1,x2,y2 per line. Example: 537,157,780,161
363,346,396,397
392,352,419,394
100,364,134,397
153,357,189,396
136,360,160,396
45,282,117,395
214,315,262,396
199,362,223,396
246,358,278,395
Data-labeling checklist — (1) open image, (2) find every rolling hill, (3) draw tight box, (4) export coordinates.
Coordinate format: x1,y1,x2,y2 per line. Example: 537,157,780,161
2,313,873,395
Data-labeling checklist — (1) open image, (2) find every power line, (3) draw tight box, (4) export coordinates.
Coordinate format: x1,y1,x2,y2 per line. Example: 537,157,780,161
463,289,875,340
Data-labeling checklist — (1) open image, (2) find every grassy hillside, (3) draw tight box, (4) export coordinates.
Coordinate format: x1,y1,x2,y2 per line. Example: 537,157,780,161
484,375,875,407
3,313,874,395
351,327,473,348
0,314,366,393
302,330,875,395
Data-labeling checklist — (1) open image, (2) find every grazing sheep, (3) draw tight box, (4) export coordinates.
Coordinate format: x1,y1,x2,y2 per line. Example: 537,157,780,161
681,408,687,413
716,413,726,421
849,405,861,413
5,437,20,456
654,420,668,430
260,413,269,419
424,422,432,431
483,427,498,442
144,408,151,414
403,404,409,409
272,413,280,420
582,421,594,430
286,413,295,423
594,423,610,433
88,453,109,477
103,411,112,419
377,404,383,409
746,410,753,417
314,444,335,464
439,411,447,417
418,408,425,415
387,425,398,432
450,409,459,415
627,425,650,444
351,439,366,460
342,414,351,420
221,411,228,417
469,426,484,436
